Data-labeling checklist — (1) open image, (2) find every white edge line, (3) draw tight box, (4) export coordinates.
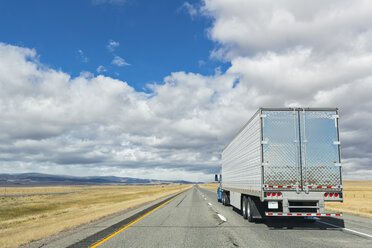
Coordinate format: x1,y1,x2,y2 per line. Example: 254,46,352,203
317,220,372,238
217,213,227,222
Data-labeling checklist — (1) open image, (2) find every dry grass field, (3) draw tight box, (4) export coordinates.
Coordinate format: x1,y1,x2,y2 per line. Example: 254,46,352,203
198,180,372,218
326,179,372,218
0,184,191,248
198,182,219,191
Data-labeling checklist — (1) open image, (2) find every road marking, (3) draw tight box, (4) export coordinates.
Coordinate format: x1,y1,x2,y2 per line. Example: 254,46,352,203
89,192,183,248
317,220,372,239
217,214,227,222
208,202,212,206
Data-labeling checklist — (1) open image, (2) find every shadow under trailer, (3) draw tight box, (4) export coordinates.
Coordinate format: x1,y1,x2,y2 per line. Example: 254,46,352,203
216,108,343,222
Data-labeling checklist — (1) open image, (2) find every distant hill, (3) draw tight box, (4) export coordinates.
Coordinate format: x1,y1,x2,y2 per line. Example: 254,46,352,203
0,173,194,186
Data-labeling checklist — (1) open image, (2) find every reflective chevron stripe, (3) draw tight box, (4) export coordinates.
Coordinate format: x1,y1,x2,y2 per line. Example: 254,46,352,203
266,212,342,217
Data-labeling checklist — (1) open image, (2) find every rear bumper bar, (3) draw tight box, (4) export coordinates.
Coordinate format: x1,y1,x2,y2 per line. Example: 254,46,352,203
265,212,342,217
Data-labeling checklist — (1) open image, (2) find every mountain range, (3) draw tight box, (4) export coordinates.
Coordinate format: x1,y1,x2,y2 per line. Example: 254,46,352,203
0,173,194,186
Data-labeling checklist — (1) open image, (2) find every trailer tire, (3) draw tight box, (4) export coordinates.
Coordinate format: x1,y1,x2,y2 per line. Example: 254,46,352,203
222,193,226,205
242,196,248,219
247,197,254,223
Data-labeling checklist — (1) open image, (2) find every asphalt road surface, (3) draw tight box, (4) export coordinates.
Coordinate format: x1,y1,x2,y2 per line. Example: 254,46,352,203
84,186,372,248
38,185,372,248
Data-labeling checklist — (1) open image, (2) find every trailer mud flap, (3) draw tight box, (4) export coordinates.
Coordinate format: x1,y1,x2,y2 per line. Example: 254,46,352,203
251,197,265,219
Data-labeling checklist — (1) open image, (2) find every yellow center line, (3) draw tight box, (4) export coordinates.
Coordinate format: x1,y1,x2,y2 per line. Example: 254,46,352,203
89,192,184,248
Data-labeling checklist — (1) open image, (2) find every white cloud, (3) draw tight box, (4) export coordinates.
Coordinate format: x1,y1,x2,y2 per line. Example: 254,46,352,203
77,49,88,63
181,2,199,19
198,60,206,67
111,55,130,67
92,0,127,5
96,65,107,73
107,40,120,52
198,0,372,179
202,0,372,59
0,43,226,181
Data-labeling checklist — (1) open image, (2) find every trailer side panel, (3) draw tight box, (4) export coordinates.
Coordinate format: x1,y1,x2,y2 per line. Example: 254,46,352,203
221,112,262,195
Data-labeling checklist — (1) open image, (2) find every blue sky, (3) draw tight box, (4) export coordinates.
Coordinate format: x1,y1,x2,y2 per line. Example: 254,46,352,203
0,0,227,91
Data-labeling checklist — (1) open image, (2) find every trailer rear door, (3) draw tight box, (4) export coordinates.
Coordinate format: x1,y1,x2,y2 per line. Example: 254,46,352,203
262,109,341,190
262,110,301,188
299,110,341,189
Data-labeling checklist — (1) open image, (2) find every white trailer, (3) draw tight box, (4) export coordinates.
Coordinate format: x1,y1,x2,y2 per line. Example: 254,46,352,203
216,108,343,222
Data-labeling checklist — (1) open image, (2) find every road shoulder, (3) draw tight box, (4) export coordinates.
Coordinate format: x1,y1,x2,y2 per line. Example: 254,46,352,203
20,190,187,248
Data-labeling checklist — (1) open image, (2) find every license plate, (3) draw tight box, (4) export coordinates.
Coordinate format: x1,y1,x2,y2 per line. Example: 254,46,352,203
268,201,278,209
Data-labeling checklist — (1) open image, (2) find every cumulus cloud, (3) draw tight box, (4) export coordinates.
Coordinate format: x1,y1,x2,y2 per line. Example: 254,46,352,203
181,2,199,19
1,0,372,180
0,43,233,181
202,0,372,59
96,65,107,73
198,0,372,179
111,55,130,67
107,40,120,52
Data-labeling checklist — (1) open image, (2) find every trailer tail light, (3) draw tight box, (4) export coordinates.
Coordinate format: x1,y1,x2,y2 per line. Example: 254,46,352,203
265,192,282,198
324,192,342,198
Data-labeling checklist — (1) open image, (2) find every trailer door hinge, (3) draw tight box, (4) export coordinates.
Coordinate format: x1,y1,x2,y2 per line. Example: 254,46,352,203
334,163,342,167
261,140,268,145
332,115,339,128
333,141,340,145
260,114,267,118
262,162,269,166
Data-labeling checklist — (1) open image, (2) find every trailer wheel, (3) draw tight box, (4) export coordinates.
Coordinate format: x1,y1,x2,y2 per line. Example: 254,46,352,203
222,193,226,205
242,196,247,219
247,197,254,222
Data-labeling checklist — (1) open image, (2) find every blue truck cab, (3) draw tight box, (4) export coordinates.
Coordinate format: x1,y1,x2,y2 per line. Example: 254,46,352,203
217,186,222,202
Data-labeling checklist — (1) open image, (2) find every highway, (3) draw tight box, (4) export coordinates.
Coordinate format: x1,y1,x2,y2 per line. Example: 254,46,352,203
39,186,372,248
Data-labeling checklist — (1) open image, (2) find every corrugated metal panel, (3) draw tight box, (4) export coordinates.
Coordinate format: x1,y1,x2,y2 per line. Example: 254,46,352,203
221,112,262,192
229,191,241,209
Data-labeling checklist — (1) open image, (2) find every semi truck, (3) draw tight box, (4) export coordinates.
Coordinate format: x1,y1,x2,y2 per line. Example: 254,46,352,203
216,108,343,222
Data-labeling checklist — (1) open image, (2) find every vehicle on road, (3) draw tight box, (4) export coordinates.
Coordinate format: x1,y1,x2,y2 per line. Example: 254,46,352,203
216,108,343,222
